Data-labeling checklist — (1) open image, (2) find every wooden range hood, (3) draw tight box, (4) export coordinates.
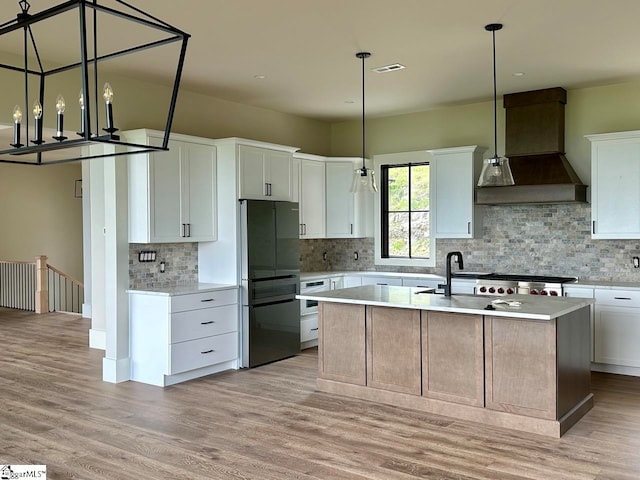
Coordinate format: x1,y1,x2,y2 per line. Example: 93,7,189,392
476,87,587,205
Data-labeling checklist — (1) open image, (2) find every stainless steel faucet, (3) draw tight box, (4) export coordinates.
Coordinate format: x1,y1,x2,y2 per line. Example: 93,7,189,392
442,251,464,297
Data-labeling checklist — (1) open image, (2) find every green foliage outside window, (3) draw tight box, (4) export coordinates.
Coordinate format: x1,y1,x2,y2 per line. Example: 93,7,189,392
383,163,430,259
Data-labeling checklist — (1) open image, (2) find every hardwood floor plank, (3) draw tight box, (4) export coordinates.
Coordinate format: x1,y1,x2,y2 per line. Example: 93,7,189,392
2,308,640,479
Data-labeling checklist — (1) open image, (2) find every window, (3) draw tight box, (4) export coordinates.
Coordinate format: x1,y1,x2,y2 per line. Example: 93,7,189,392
381,162,431,258
373,151,435,268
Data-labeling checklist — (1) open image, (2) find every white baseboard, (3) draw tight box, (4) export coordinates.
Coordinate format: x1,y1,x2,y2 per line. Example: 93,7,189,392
301,339,318,350
82,303,92,318
103,357,131,383
592,362,640,377
89,329,106,350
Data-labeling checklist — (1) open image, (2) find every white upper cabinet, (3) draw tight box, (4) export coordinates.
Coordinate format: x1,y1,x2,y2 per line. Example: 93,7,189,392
325,159,372,238
587,131,640,239
238,144,293,201
298,156,326,238
429,145,486,238
127,129,217,243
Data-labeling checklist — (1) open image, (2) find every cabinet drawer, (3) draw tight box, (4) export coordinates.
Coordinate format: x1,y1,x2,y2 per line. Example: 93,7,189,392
595,289,640,307
170,289,237,313
171,304,238,343
301,315,319,342
169,332,238,374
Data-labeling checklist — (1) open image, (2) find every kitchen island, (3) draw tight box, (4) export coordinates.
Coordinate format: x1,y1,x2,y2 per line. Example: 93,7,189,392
297,285,594,437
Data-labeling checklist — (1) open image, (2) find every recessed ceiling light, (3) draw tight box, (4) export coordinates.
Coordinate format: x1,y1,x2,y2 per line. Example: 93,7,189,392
254,74,266,80
372,63,406,74
512,72,525,77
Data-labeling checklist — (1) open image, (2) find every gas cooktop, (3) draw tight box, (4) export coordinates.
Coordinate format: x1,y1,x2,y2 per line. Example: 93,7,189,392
480,274,577,284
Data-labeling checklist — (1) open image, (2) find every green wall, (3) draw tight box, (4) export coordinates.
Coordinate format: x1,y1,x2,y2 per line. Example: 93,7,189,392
331,79,640,187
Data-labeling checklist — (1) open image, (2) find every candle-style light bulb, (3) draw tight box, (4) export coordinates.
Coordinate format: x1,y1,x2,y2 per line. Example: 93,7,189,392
11,105,23,147
56,95,65,114
77,89,86,137
103,82,113,104
53,94,67,141
102,82,118,134
33,100,42,120
32,100,43,144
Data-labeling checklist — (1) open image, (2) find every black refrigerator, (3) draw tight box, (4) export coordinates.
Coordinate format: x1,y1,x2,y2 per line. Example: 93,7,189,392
240,200,300,368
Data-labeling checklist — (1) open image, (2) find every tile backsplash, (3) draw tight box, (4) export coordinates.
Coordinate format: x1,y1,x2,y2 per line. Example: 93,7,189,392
302,203,640,282
129,203,640,288
129,243,198,289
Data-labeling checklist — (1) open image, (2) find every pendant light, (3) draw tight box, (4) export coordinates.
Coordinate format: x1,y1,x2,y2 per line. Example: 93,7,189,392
477,23,515,187
350,51,378,193
0,0,189,166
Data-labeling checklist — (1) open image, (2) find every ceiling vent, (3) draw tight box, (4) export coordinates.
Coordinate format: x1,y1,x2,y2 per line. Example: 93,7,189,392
372,63,405,74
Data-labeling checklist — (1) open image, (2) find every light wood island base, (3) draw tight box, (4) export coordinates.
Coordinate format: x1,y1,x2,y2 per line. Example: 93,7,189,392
316,299,593,438
316,378,593,438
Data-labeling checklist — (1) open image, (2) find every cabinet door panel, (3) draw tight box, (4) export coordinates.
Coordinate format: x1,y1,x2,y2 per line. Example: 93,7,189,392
592,141,640,237
184,142,216,241
326,162,355,237
432,151,472,237
318,303,366,385
423,312,484,406
366,306,421,395
266,150,292,200
300,160,325,238
595,306,640,367
239,145,267,199
151,138,183,242
485,316,556,419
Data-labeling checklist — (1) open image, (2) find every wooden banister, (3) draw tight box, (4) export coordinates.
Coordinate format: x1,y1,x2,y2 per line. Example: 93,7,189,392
46,264,84,288
35,255,48,314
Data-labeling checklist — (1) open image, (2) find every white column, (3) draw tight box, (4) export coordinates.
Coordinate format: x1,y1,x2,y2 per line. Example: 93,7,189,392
102,151,131,383
81,160,92,320
89,158,106,350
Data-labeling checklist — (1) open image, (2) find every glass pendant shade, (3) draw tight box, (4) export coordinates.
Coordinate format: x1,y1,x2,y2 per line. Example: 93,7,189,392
351,51,378,194
479,23,515,188
477,156,514,187
350,166,378,193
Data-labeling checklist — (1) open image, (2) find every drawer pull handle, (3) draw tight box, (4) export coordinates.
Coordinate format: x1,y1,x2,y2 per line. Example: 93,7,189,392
614,297,632,300
310,328,319,331
377,283,388,285
201,321,215,325
200,298,215,302
201,349,215,354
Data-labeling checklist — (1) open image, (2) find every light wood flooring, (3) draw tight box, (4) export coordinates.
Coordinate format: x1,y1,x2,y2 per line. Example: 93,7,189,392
1,308,640,479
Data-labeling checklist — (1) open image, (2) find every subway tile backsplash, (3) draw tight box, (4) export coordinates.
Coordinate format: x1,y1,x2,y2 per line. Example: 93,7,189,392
129,203,640,288
129,243,198,289
302,203,640,282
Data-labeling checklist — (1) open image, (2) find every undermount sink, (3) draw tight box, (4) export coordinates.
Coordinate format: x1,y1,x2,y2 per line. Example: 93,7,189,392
414,289,438,295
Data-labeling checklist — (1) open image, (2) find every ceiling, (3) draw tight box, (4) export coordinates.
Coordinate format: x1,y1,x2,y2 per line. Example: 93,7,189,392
3,0,640,122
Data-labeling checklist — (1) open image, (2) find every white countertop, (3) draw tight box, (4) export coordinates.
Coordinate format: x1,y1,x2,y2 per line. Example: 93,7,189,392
301,271,640,290
297,285,593,320
127,283,238,296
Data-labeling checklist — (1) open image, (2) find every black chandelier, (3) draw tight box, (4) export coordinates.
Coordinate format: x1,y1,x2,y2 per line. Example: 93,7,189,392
0,0,190,165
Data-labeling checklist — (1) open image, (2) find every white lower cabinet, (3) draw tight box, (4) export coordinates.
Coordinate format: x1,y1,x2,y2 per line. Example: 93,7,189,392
130,286,239,387
301,315,319,344
564,287,595,362
594,288,640,368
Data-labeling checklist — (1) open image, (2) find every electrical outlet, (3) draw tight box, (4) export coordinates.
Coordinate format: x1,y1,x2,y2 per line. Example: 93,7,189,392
322,251,327,262
354,251,359,261
634,257,640,268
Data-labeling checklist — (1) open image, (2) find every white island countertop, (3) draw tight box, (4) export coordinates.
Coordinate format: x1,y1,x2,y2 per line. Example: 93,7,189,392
297,285,593,320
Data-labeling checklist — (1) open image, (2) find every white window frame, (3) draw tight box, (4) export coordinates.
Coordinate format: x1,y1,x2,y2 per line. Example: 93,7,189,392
373,150,436,268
